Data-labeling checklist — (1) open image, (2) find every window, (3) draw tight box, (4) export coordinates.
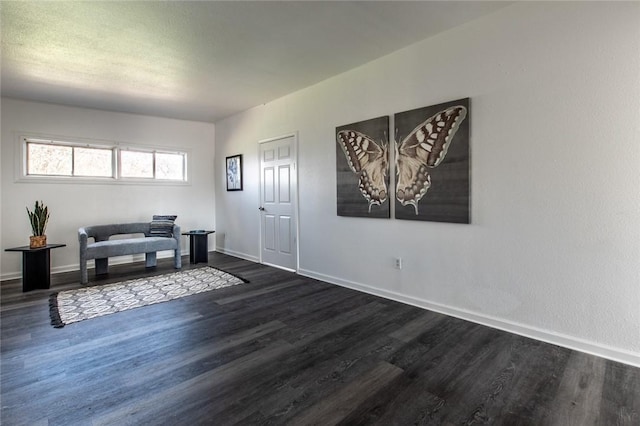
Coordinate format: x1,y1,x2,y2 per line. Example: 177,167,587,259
22,137,188,183
27,143,73,176
74,147,113,177
156,152,185,180
27,141,113,178
120,150,153,178
119,150,185,180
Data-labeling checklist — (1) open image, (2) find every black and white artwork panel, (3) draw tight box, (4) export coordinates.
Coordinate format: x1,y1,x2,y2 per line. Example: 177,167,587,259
394,98,470,223
336,116,390,218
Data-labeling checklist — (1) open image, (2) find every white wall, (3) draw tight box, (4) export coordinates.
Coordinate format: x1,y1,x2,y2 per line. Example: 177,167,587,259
1,99,216,278
214,2,640,366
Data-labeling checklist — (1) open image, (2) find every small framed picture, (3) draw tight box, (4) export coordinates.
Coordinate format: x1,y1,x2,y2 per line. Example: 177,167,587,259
226,154,243,191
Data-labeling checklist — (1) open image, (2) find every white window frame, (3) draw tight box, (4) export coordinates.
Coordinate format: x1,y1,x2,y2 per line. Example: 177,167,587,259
16,133,190,185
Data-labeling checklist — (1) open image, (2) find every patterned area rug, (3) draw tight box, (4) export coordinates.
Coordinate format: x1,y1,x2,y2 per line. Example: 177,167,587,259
49,267,248,328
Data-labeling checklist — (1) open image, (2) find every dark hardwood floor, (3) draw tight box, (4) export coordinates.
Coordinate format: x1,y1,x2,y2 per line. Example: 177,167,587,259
2,253,639,425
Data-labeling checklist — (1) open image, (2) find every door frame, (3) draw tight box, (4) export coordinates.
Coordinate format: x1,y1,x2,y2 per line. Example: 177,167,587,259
258,132,300,272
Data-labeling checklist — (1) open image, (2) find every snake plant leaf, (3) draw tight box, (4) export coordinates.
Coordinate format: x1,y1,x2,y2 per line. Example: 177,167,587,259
26,201,50,236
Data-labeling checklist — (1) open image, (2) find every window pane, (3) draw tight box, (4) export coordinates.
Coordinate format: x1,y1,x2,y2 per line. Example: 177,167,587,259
27,143,72,176
121,150,153,178
156,152,184,180
74,147,113,177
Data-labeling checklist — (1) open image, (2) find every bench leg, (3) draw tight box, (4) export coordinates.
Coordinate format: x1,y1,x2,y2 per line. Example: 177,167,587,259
80,259,88,284
146,252,157,268
174,249,181,269
95,258,109,275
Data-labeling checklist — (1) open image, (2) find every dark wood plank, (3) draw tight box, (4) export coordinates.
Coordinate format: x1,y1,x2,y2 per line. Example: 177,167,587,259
546,351,607,425
1,252,638,425
291,361,404,425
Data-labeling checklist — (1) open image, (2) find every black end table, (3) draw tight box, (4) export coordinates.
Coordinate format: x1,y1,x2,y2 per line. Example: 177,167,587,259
5,244,66,292
181,231,215,264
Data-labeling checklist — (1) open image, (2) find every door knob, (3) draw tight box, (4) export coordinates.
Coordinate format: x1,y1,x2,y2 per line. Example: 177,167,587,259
258,206,265,211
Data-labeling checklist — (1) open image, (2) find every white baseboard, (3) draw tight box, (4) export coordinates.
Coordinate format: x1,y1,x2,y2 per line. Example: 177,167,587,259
298,268,640,368
214,247,260,263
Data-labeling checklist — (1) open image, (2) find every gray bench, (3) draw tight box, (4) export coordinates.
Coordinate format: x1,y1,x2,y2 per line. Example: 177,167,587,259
78,222,181,284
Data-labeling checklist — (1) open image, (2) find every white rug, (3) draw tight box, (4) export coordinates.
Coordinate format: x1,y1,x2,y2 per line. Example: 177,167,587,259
49,267,248,328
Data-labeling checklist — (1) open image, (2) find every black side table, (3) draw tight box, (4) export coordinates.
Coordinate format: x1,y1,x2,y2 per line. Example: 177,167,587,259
5,244,66,292
181,231,215,264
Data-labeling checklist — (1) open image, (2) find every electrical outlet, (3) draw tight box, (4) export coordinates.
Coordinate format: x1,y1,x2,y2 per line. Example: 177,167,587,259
394,257,402,270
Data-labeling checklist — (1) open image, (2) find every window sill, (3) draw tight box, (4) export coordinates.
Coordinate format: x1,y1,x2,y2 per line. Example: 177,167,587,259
15,175,190,186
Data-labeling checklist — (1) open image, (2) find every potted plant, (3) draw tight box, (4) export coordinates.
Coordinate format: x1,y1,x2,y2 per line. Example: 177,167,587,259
26,200,50,248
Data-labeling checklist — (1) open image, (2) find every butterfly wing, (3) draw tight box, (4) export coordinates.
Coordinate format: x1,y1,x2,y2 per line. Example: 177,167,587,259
337,130,388,212
396,105,467,214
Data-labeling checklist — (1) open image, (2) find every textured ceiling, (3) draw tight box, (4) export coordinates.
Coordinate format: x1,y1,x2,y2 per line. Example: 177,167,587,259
1,1,509,123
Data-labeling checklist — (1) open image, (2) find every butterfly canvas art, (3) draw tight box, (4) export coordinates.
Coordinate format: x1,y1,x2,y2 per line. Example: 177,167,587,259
336,116,390,218
336,98,470,223
394,98,470,223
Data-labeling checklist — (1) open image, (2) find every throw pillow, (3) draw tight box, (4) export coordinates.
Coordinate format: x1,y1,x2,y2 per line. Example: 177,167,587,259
149,215,177,237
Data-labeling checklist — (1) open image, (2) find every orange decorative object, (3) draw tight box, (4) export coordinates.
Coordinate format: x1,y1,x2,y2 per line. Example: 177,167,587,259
29,235,47,248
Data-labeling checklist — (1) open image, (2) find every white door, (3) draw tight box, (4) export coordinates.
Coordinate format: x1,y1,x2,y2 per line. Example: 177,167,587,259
259,134,298,271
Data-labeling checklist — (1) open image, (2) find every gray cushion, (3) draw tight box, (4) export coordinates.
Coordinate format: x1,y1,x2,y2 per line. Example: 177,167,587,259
149,215,177,237
85,237,178,259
